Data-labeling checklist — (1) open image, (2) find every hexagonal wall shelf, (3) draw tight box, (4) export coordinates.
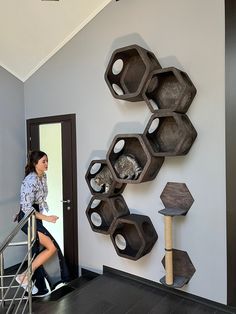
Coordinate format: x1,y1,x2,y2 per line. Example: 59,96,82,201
160,249,196,288
105,44,161,101
85,159,126,198
86,195,130,235
106,134,164,184
110,214,158,260
143,111,197,156
160,182,194,216
142,67,197,113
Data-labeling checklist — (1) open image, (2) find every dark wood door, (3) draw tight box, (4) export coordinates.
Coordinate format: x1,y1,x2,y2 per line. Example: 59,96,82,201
27,114,78,279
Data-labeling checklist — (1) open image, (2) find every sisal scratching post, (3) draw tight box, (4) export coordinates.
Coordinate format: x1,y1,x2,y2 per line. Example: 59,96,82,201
164,215,173,285
159,182,196,288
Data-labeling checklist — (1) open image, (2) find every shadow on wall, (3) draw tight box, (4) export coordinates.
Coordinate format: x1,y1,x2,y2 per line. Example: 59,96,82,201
108,121,144,146
104,33,185,72
86,150,108,168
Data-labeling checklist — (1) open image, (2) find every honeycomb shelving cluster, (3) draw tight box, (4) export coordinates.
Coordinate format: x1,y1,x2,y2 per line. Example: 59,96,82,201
85,44,197,284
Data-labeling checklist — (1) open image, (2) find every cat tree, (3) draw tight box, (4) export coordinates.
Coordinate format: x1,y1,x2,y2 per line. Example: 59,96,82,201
159,182,196,287
85,44,197,267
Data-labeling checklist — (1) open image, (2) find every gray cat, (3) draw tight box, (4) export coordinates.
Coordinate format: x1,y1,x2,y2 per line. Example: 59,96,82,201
114,154,142,180
93,166,113,193
92,154,142,193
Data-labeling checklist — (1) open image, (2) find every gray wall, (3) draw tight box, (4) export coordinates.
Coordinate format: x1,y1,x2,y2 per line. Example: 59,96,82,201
0,66,26,266
24,0,226,304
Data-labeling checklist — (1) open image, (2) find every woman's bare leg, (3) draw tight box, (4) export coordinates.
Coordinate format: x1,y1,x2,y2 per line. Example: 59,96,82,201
31,231,57,272
17,232,57,285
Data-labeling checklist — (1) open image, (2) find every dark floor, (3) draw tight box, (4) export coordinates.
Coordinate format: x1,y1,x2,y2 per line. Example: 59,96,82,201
31,269,236,314
2,268,236,314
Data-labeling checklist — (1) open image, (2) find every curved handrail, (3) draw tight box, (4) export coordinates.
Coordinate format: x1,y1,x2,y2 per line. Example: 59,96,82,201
0,209,35,253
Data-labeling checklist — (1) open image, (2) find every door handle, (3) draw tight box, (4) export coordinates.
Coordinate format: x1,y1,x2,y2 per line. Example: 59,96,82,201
61,199,71,204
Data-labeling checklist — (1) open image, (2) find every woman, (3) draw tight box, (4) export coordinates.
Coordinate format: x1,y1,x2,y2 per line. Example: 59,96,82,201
17,150,70,296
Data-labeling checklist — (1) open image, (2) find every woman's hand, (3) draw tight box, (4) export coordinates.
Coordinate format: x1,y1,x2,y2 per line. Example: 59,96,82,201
46,215,59,223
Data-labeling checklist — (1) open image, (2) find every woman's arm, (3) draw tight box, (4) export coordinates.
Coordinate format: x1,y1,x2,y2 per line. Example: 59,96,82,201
35,211,59,223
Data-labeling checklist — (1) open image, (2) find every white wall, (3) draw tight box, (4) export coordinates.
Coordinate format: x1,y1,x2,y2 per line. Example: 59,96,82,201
0,66,26,267
24,0,226,304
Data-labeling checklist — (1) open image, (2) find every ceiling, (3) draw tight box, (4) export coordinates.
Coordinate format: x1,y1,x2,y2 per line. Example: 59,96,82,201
0,0,112,82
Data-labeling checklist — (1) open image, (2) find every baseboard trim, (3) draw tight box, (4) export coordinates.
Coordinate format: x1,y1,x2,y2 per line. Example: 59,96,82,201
81,268,100,280
103,265,236,314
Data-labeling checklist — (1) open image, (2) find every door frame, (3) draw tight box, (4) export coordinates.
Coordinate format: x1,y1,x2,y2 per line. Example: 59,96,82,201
26,114,78,278
225,0,236,306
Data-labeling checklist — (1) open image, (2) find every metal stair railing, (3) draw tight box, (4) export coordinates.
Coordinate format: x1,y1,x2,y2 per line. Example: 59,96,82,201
0,210,36,314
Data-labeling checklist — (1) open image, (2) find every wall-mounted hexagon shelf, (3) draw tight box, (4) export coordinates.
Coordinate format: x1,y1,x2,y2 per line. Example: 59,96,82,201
160,182,194,216
110,214,158,260
104,44,161,101
143,111,197,156
85,159,126,198
142,67,197,113
160,249,196,288
86,195,130,235
106,134,164,183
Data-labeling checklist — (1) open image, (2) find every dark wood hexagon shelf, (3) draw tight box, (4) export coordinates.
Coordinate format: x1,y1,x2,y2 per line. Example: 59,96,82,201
104,44,161,101
86,195,130,235
143,111,197,156
160,182,194,216
142,67,197,113
106,134,164,184
160,249,196,288
85,159,126,198
110,214,158,260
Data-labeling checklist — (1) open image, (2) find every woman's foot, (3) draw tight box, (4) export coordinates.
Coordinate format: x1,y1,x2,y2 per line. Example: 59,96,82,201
32,288,50,298
16,272,38,294
16,272,28,285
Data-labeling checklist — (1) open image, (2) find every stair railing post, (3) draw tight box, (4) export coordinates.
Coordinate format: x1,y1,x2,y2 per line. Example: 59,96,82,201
0,252,4,309
27,215,32,314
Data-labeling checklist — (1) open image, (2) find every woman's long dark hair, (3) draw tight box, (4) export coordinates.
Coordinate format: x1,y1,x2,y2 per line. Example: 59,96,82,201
25,150,47,177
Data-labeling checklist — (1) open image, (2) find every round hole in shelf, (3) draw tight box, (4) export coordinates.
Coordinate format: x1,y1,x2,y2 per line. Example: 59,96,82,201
148,118,160,134
113,139,125,154
112,59,124,75
112,84,124,96
90,178,102,192
91,212,102,227
115,234,127,250
90,163,102,175
90,199,101,208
